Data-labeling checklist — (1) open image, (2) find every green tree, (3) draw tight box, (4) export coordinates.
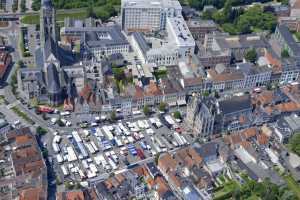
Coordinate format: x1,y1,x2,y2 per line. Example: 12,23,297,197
36,126,47,136
154,153,160,165
158,102,167,112
173,111,181,119
281,49,290,58
289,133,300,156
245,48,257,63
143,105,151,116
86,3,95,18
64,181,74,190
75,182,81,189
110,110,117,122
20,0,26,12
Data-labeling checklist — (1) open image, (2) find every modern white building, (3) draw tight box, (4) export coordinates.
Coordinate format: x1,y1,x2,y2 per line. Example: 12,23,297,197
166,15,195,59
121,0,182,32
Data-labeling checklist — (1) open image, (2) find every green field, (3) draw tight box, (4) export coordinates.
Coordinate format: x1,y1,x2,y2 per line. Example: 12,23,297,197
21,5,120,24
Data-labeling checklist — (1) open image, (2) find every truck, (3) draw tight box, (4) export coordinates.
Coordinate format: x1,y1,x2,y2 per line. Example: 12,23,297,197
115,137,123,147
102,126,114,141
56,154,63,164
60,111,71,117
90,141,99,152
160,135,173,150
61,165,69,177
174,132,184,146
67,146,78,162
72,131,82,143
52,142,60,153
53,135,62,143
77,142,89,158
85,143,96,154
164,115,175,126
108,158,118,170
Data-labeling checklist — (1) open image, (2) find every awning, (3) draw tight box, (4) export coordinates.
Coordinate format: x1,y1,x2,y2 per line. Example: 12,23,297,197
177,99,186,106
168,101,177,107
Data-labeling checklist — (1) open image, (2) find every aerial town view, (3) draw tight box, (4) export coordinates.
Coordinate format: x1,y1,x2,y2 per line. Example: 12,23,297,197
1,0,300,199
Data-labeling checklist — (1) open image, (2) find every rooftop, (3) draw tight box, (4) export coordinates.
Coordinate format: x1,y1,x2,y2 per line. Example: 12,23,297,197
215,34,268,50
167,16,195,47
121,0,182,10
218,95,252,115
187,19,217,28
82,25,129,48
276,24,300,56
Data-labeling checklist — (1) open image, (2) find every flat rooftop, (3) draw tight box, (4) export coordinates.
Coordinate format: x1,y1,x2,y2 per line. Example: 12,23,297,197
187,19,217,28
167,16,195,47
121,0,182,9
82,25,129,48
215,34,268,49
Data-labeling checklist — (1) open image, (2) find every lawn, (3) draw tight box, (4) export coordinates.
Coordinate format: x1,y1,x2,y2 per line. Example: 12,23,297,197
283,174,300,199
21,5,118,24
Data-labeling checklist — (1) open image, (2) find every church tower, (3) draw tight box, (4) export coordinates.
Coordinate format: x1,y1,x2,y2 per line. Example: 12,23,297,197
40,0,56,49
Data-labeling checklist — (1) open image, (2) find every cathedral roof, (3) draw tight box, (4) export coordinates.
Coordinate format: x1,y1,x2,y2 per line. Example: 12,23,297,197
46,63,61,94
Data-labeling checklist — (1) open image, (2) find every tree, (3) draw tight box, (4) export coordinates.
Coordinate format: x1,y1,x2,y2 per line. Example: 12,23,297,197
281,49,290,58
173,111,181,119
36,126,47,136
143,105,151,116
42,149,48,158
17,60,24,68
154,153,160,165
110,110,117,122
20,0,26,12
64,181,74,190
245,48,257,63
57,119,65,127
75,182,81,189
158,102,167,112
86,4,95,18
289,133,300,156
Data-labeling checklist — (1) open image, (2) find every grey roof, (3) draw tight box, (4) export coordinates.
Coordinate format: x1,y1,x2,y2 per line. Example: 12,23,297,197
195,142,218,159
215,34,268,50
43,37,58,63
277,24,300,56
82,25,129,48
46,63,61,94
218,95,252,115
131,32,150,56
35,47,44,69
236,62,272,75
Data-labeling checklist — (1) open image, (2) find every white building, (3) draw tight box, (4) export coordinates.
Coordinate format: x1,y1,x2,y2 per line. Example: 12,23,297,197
166,16,195,59
121,0,182,32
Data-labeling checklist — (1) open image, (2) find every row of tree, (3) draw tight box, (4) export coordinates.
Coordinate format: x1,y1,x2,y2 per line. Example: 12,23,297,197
203,3,276,34
229,178,298,200
188,0,271,10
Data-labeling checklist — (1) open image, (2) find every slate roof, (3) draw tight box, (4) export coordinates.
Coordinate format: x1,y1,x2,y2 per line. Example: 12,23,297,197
46,63,61,94
277,24,300,56
219,95,252,115
82,25,129,48
131,32,150,56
